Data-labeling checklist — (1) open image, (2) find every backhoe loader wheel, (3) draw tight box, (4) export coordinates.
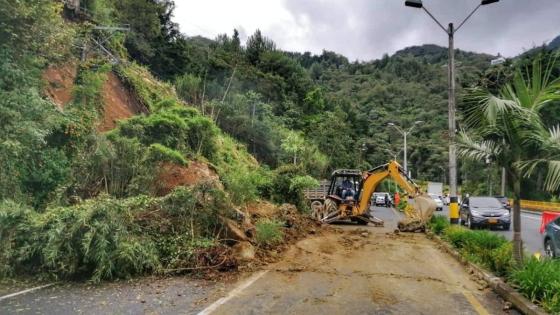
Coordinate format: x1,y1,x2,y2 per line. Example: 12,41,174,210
310,201,325,220
321,199,340,222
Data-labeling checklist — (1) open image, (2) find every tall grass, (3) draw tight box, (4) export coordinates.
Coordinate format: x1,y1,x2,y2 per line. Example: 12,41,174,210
510,258,560,313
443,226,513,276
428,215,449,235
255,219,284,246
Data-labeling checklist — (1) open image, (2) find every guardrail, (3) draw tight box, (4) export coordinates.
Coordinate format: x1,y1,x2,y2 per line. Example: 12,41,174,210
509,199,560,212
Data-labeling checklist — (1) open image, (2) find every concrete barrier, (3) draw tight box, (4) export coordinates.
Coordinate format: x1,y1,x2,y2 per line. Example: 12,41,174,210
509,199,560,212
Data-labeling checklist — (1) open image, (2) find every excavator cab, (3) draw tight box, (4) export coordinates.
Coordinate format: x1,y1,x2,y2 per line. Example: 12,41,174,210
327,169,363,204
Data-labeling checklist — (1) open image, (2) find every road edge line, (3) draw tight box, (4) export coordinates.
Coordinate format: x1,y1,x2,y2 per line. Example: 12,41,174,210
427,233,547,315
0,283,57,302
197,270,269,315
462,291,490,315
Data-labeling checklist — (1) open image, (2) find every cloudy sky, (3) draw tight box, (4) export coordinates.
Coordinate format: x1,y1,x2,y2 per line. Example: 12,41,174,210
173,0,560,61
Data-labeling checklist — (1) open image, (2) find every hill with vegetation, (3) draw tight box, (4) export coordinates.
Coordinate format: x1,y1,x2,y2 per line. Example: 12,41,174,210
1,0,558,282
0,0,317,281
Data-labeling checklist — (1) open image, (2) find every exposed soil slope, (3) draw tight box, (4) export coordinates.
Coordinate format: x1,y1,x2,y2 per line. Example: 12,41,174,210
156,161,221,196
42,63,77,109
98,72,148,132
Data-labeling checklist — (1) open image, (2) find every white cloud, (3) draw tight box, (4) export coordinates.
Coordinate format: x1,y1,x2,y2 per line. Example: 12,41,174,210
173,0,560,61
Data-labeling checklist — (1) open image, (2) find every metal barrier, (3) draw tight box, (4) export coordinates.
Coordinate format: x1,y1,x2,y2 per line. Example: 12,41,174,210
509,199,560,212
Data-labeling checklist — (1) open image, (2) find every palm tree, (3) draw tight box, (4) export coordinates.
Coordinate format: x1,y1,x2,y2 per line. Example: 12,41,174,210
458,53,560,263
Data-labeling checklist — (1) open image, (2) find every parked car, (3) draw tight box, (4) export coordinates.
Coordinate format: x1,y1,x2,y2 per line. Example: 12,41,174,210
373,192,392,207
494,195,511,211
428,193,443,211
459,196,511,230
544,216,560,258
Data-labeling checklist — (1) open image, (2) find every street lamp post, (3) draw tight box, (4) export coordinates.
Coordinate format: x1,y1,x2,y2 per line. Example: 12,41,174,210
388,121,423,175
405,0,499,224
384,148,403,163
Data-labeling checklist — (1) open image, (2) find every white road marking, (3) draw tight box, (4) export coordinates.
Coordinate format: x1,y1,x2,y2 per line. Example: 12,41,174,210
0,283,57,302
197,270,269,315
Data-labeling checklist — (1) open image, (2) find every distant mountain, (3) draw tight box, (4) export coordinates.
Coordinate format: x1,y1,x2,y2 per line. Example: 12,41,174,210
393,44,495,68
547,34,560,50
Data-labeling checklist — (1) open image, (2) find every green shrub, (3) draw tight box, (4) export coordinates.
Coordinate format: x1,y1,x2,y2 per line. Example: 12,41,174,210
175,74,202,104
510,258,560,313
185,115,218,158
0,185,233,282
255,219,284,246
488,242,514,276
0,200,36,276
271,164,307,209
72,62,111,112
147,143,187,166
428,215,449,235
289,175,319,193
35,196,161,282
443,225,473,248
118,112,189,150
443,226,513,276
223,168,272,205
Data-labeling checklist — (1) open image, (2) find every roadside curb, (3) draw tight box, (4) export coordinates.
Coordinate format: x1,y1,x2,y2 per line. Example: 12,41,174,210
427,233,547,315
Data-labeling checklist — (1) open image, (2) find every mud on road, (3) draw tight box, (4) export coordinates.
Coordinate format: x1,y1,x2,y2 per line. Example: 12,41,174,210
202,208,516,315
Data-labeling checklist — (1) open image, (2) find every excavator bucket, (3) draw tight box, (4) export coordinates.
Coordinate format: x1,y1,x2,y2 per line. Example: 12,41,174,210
413,195,436,222
398,194,437,232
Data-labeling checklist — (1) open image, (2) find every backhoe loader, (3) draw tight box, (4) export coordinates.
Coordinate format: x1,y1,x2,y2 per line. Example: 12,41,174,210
310,160,436,231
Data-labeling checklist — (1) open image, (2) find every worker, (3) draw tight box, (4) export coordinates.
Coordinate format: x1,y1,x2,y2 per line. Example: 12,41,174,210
394,191,400,206
341,178,355,199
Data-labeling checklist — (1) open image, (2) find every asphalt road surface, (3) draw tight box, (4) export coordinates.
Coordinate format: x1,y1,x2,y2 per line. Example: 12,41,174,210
0,275,235,315
435,205,544,256
1,206,519,315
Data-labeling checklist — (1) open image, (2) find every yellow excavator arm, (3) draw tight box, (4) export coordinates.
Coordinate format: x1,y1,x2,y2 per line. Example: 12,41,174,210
355,160,418,214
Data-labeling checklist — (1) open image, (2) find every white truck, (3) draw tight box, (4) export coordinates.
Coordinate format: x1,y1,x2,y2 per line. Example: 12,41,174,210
427,182,443,197
427,182,444,211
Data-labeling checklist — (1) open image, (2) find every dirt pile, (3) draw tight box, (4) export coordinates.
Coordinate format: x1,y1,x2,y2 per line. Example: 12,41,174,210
42,63,78,109
98,72,148,132
155,161,222,196
227,202,323,267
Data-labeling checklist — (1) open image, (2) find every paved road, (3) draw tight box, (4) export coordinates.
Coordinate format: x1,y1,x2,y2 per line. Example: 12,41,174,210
435,206,544,255
200,206,515,315
0,275,234,315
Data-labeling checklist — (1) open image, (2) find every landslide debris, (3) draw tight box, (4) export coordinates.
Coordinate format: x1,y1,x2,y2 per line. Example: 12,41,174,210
98,72,148,131
42,62,78,109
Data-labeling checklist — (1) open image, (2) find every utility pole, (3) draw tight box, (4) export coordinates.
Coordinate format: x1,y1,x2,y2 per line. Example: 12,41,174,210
405,0,500,224
448,22,459,224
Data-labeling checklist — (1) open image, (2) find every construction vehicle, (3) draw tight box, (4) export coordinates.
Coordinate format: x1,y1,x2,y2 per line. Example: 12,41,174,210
310,160,436,230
